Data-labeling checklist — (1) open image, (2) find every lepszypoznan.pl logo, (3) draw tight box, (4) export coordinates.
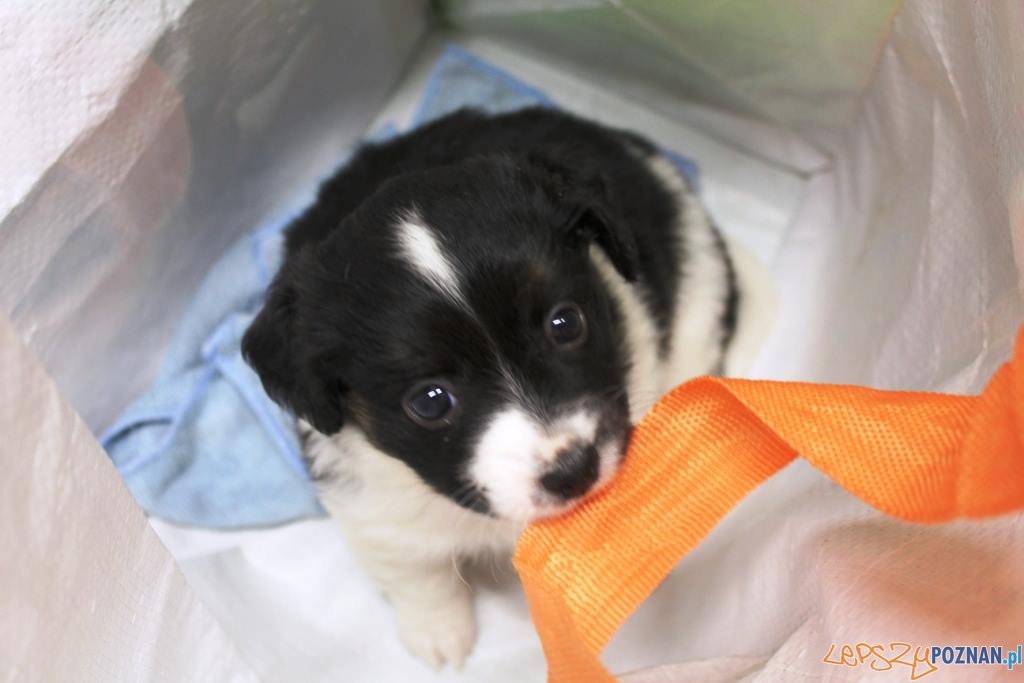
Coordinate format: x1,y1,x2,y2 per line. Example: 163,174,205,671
823,643,1022,679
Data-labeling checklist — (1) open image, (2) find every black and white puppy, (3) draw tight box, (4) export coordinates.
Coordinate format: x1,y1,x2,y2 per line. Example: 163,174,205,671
242,107,738,669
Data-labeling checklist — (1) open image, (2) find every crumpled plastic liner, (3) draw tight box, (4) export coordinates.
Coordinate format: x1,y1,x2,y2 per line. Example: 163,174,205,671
1,1,427,432
436,0,901,149
0,316,258,682
163,4,1022,682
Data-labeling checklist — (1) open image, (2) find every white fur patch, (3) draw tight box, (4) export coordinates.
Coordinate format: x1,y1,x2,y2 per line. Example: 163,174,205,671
467,405,612,521
469,408,542,521
396,214,465,306
589,246,662,421
306,420,517,670
303,420,519,560
720,235,777,377
646,154,732,386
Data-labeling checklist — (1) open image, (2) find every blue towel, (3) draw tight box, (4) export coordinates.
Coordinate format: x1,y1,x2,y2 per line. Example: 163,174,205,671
103,45,700,529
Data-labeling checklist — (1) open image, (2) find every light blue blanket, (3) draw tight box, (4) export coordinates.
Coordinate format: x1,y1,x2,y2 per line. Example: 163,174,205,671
103,45,699,529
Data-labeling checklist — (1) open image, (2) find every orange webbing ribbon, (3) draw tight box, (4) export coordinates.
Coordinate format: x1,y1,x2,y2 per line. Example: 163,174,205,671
513,328,1024,682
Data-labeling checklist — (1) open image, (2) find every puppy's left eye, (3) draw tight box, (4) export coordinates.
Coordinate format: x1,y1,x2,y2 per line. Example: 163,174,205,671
403,380,459,428
545,302,587,349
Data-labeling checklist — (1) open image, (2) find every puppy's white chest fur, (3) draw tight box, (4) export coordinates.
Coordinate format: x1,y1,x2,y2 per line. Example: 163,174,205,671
304,423,519,670
307,424,521,560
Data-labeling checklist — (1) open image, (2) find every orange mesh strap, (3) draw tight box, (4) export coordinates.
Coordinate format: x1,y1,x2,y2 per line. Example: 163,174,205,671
513,329,1024,682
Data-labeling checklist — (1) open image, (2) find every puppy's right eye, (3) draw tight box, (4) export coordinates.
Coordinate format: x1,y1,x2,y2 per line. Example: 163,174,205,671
403,380,459,428
545,302,588,350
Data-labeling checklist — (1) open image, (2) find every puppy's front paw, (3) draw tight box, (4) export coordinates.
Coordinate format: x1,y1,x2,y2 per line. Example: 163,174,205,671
393,586,476,671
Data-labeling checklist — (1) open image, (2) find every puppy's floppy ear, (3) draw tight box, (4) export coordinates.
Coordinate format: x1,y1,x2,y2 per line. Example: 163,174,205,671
528,149,639,282
242,268,346,435
564,197,639,283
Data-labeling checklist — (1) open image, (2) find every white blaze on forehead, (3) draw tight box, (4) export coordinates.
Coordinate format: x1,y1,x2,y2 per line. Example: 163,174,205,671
395,213,465,305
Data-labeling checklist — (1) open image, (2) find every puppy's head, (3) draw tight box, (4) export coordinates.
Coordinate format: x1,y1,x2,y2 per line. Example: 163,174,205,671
243,155,637,522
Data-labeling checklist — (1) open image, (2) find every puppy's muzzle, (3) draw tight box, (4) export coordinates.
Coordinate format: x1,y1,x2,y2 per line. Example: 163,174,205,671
539,441,600,500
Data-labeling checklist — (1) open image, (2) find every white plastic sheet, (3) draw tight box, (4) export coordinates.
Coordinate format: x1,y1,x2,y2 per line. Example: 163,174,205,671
438,0,901,153
0,316,257,682
756,0,1024,393
613,1,1024,680
1,0,428,431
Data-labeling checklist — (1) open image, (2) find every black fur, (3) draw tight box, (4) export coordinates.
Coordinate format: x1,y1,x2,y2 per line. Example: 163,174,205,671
284,107,681,340
710,220,740,358
242,106,725,511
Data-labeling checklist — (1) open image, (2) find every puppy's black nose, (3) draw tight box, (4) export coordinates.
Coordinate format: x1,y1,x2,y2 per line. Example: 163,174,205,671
540,443,600,500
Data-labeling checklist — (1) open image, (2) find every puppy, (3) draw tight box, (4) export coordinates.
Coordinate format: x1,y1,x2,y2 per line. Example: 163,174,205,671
242,107,739,669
